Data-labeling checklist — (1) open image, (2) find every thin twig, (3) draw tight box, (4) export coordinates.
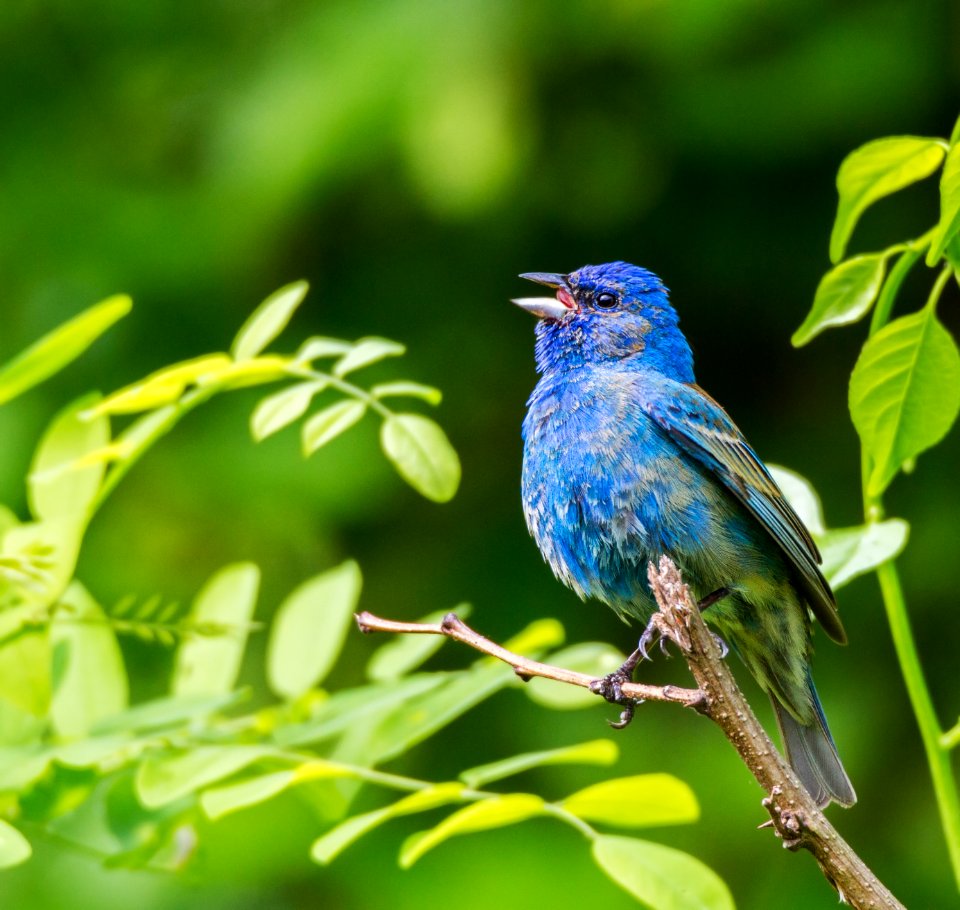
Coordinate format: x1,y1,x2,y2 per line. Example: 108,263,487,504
356,556,904,910
355,611,705,711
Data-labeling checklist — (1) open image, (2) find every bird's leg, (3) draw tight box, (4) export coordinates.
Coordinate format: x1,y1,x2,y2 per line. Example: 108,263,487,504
697,587,730,611
591,587,733,729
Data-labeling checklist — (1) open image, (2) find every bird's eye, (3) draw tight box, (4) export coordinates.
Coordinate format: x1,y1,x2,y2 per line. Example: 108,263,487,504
595,292,618,309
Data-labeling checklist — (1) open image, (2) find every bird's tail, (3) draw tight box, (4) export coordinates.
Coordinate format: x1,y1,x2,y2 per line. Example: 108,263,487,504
771,675,857,809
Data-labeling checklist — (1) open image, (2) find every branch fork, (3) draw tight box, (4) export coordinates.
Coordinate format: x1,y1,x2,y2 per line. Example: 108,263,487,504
356,556,904,910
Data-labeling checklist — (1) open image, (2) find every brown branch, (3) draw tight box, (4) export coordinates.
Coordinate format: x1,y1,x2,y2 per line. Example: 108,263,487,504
356,556,904,910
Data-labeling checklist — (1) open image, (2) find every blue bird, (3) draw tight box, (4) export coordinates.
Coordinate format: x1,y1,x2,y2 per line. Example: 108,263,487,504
514,261,855,808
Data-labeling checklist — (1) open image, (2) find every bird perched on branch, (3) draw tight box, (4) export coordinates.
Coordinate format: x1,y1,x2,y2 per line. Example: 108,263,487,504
513,261,855,808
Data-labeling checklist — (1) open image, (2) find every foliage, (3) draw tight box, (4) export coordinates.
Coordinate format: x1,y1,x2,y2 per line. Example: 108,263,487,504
794,114,960,890
0,287,737,909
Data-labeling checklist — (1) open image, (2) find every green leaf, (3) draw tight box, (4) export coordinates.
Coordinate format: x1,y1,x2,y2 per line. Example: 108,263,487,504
136,745,274,809
0,295,132,407
311,783,466,865
267,561,362,700
251,380,327,441
200,770,296,820
93,691,247,734
766,465,826,535
50,582,129,737
849,306,960,495
400,794,545,867
562,774,699,829
0,820,31,868
332,337,405,377
88,354,232,416
460,739,619,789
380,414,461,502
232,281,309,361
792,253,889,346
820,520,909,589
503,617,566,654
593,836,735,910
302,400,367,455
272,675,444,747
348,660,517,766
28,394,109,521
371,381,442,405
929,143,960,265
525,642,624,710
295,336,353,363
830,136,946,263
366,604,471,682
172,563,260,697
200,760,353,820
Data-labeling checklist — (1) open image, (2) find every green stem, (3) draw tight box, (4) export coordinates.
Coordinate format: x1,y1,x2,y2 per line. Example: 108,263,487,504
89,384,218,514
942,722,960,752
296,367,394,419
873,561,960,887
863,262,960,889
869,229,935,336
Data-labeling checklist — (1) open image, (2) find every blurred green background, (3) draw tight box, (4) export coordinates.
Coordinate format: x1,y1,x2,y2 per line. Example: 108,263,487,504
2,1,959,906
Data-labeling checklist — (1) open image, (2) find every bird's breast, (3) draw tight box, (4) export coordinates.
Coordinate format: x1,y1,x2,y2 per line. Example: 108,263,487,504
522,370,724,611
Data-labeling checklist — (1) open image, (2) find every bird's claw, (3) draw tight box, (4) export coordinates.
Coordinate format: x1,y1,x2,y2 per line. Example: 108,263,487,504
607,701,640,729
712,632,729,658
589,669,643,729
638,614,669,660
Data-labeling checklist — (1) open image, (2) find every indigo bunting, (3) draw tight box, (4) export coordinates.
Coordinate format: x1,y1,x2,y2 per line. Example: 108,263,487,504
514,261,855,808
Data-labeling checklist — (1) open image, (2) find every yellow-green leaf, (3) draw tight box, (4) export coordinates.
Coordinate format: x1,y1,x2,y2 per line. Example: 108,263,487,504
830,136,945,263
136,745,272,809
371,381,442,405
380,413,460,502
819,520,909,590
251,380,327,441
593,836,735,910
562,774,699,828
302,400,367,455
400,794,545,867
928,143,960,265
460,739,619,789
295,336,353,363
792,253,889,346
86,354,233,416
0,296,131,407
50,582,128,738
28,394,109,521
849,306,960,495
333,337,405,377
172,563,260,697
201,770,296,820
0,820,31,868
311,783,465,865
232,281,309,361
267,561,362,700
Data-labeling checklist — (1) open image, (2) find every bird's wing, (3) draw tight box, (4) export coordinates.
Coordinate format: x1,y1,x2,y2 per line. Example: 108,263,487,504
640,377,846,644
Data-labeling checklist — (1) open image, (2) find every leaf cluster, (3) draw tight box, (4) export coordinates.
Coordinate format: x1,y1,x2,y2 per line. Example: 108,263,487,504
0,285,733,910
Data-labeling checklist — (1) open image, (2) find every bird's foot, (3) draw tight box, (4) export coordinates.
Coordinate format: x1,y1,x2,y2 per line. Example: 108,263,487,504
589,649,645,729
638,612,672,660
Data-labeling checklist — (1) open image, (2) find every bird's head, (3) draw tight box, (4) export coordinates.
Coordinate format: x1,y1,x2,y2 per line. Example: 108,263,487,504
513,261,694,380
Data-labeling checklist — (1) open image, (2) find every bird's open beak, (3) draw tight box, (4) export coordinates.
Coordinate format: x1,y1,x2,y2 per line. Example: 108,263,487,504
512,272,576,321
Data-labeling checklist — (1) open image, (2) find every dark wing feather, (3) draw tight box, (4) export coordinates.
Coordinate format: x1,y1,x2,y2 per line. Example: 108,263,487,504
641,379,846,644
